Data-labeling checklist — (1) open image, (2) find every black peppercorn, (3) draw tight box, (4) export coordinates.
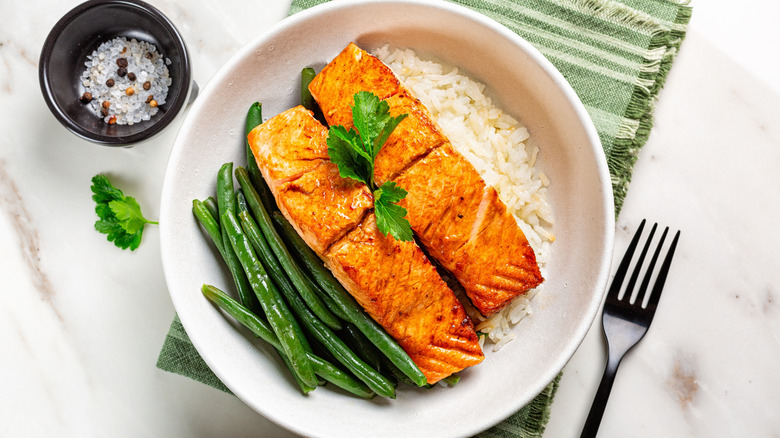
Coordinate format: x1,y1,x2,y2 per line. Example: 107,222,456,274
117,67,127,77
116,57,128,68
127,72,137,82
79,92,93,103
143,81,151,90
106,78,115,87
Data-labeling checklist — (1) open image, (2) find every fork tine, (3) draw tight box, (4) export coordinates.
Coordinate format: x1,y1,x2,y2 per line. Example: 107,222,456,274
633,226,667,306
645,229,681,312
623,222,657,302
606,219,646,299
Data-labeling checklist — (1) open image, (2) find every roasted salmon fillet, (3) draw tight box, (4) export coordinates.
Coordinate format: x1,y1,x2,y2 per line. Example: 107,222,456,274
393,143,543,315
328,214,484,384
308,43,544,316
247,106,373,253
248,106,484,383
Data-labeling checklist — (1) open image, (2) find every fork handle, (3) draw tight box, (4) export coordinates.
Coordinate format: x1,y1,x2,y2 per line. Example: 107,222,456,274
580,355,621,438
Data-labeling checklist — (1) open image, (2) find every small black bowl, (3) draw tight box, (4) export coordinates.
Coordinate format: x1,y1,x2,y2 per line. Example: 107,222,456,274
39,0,194,146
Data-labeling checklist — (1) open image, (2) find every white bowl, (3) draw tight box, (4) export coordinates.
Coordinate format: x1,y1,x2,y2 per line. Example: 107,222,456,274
160,1,614,436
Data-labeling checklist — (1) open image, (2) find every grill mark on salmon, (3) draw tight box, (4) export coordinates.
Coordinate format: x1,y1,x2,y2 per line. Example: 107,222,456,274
309,43,544,316
248,105,484,384
373,91,448,183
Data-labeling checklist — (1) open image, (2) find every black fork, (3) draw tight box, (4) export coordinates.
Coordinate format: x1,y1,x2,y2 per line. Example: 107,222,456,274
580,219,681,438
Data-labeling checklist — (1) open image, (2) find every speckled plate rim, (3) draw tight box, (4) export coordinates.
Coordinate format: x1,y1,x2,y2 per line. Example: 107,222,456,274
160,1,614,437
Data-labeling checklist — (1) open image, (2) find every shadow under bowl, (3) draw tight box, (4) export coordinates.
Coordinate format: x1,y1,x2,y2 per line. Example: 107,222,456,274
39,0,192,146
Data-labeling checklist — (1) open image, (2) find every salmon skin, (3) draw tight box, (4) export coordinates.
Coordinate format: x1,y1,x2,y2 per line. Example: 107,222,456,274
308,43,544,316
248,106,484,384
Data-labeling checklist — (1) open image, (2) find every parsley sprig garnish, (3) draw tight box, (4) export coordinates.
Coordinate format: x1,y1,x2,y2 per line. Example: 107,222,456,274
91,174,157,250
326,91,413,241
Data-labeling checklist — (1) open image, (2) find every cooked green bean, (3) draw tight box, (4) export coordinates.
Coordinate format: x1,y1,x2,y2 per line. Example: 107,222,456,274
307,275,350,321
236,189,248,215
244,102,276,214
245,102,263,183
195,196,265,317
239,210,393,397
301,67,317,112
200,284,310,390
204,284,276,343
216,163,236,217
235,167,342,331
380,354,416,387
222,210,317,389
309,351,373,398
296,265,350,321
272,210,427,387
238,210,313,352
239,210,297,296
202,283,313,394
301,67,325,124
342,322,383,373
220,224,248,309
260,254,393,396
280,348,318,393
202,284,372,398
303,316,395,396
203,196,219,225
213,163,257,311
221,229,256,311
441,374,460,386
192,199,224,257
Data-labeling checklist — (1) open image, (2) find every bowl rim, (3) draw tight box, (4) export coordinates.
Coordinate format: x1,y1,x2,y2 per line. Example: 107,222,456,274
161,0,615,436
38,0,192,146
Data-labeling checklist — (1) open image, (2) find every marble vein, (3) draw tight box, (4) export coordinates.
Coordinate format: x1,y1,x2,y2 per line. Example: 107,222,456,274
666,351,699,411
0,160,61,321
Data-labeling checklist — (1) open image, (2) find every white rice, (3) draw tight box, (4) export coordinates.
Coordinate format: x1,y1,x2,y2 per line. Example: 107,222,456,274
79,37,172,125
374,46,555,350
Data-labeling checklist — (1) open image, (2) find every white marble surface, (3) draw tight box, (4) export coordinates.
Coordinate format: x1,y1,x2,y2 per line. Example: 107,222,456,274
1,0,778,437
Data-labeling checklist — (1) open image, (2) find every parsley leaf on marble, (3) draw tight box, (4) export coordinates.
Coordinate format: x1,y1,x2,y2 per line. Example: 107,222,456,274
91,175,157,250
326,91,411,241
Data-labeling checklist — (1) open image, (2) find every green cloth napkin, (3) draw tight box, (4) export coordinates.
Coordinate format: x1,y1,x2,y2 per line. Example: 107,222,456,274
158,0,691,436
